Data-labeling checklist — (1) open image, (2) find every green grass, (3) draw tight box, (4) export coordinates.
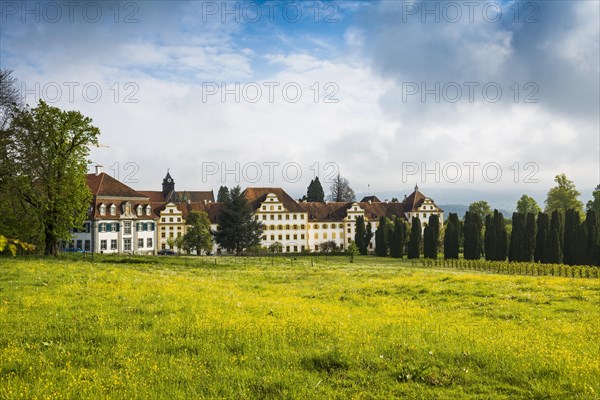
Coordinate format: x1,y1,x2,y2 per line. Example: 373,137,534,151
0,255,598,399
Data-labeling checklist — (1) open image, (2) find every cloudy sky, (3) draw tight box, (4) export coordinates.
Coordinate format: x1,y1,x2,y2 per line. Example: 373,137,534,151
1,0,598,206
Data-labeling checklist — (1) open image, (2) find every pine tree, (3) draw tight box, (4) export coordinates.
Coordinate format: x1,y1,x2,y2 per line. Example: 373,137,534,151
534,213,549,263
217,186,230,203
355,216,366,255
524,212,537,262
563,209,580,265
444,213,459,259
215,186,263,255
375,216,388,257
306,177,325,202
407,216,421,259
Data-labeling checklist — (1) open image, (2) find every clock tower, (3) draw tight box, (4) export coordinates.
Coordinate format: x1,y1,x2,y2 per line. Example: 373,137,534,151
162,171,175,199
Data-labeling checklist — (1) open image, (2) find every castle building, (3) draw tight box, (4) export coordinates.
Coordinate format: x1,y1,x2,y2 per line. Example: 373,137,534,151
68,168,443,255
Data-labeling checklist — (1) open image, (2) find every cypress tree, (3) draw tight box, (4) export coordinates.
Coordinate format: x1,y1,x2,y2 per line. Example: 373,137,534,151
494,210,507,261
375,216,388,257
423,224,433,259
484,214,496,261
397,218,407,258
428,214,440,258
547,210,564,263
365,222,374,254
547,228,563,264
534,213,549,263
509,213,525,262
585,210,600,265
390,218,405,258
573,222,588,265
355,216,366,255
524,212,537,262
407,216,421,259
444,213,459,259
463,212,477,260
563,209,580,265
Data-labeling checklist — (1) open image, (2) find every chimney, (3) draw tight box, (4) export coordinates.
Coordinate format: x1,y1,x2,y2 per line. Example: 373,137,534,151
95,165,103,175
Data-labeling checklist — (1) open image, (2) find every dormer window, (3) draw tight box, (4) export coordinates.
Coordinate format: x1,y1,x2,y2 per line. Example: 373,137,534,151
110,204,116,216
99,204,106,216
145,205,151,216
136,205,142,216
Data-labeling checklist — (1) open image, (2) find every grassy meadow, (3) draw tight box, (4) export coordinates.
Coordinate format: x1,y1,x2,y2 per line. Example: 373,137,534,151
0,255,598,399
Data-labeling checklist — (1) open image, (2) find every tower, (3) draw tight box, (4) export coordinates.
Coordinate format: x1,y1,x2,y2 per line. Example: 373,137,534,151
162,171,175,200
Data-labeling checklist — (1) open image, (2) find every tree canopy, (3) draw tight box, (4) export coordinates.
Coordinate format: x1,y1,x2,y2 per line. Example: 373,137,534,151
1,100,100,255
329,174,356,202
215,186,263,255
183,211,213,255
544,173,583,214
306,177,325,202
516,194,541,215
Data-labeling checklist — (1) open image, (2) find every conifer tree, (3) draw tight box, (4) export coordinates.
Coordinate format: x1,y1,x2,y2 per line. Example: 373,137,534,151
391,218,406,258
365,222,374,254
546,210,564,262
428,214,440,257
444,213,459,259
423,224,435,259
585,210,600,265
306,177,325,202
563,209,580,265
547,228,563,264
355,216,366,255
375,216,388,257
484,214,496,261
407,216,421,259
534,213,549,263
573,222,588,265
493,210,508,261
524,212,537,262
509,213,525,262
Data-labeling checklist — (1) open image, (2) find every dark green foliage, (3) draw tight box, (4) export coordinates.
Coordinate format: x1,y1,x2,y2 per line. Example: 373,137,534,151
585,210,600,265
546,228,563,264
443,213,459,260
365,222,374,253
217,186,230,203
375,216,388,257
547,210,564,262
573,222,588,266
484,215,495,261
423,225,434,259
306,177,325,202
182,211,213,255
215,186,263,255
524,213,537,262
407,217,421,259
389,218,407,258
494,210,508,261
534,213,549,263
354,216,367,255
562,209,580,265
508,213,525,262
463,212,481,260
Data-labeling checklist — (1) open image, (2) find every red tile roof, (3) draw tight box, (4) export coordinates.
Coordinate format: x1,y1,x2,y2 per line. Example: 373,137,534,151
86,173,148,198
243,187,305,213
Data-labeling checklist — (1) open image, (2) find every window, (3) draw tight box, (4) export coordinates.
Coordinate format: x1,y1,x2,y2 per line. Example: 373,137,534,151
300,214,305,220
99,204,106,216
262,235,267,241
294,246,298,252
161,244,166,250
111,223,118,233
111,239,117,250
169,217,174,222
293,214,297,220
76,240,82,249
100,240,107,250
270,235,275,241
137,206,142,216
285,214,289,220
313,224,318,229
332,232,336,239
99,223,106,233
161,232,166,238
348,238,352,243
293,234,297,240
301,245,305,251
138,239,144,248
270,205,274,211
177,217,181,222
301,234,305,239
323,224,328,229
124,222,132,235
323,233,328,239
301,225,305,229
347,228,351,233
315,244,319,251
147,238,152,247
262,206,266,210
277,215,282,220
285,225,290,230
169,233,174,238
286,245,290,252
84,240,90,251
314,233,319,239
277,225,282,230
170,209,174,213
293,225,297,230
270,215,274,220
146,205,151,216
278,235,282,240
270,225,275,230
423,213,426,218
262,215,267,220
143,223,148,231
124,238,131,251
286,234,290,240
278,206,282,210
161,218,165,222
110,204,116,215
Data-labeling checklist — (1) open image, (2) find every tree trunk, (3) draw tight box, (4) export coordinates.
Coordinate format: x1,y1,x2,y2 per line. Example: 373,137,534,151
44,228,58,256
